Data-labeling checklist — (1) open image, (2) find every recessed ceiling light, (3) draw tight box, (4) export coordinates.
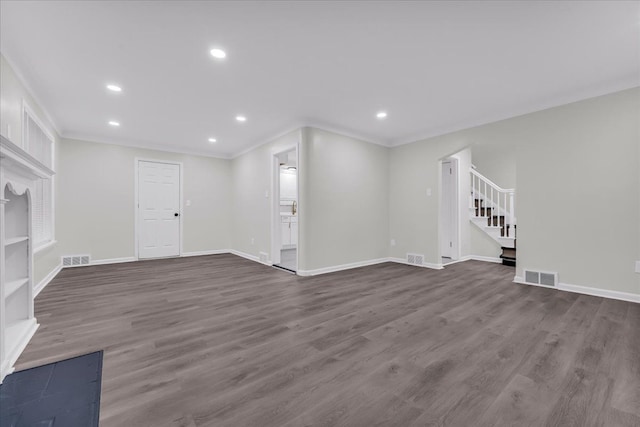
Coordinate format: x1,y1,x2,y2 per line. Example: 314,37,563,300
108,121,120,127
210,48,227,59
376,111,388,119
235,115,247,122
106,84,122,92
208,138,217,143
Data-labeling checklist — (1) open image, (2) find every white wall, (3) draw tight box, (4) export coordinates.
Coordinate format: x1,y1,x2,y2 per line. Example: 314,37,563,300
515,88,639,294
56,138,232,260
3,49,235,283
230,129,301,261
389,134,472,264
299,127,389,272
390,88,639,295
470,225,502,259
5,52,638,299
230,127,390,273
1,54,61,285
472,137,517,189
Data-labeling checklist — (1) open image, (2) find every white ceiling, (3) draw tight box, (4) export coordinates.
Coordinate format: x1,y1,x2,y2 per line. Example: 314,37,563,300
1,1,638,158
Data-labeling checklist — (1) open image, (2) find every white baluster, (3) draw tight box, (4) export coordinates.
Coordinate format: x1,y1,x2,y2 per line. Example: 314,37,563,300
496,188,499,227
483,181,487,217
504,192,507,235
509,192,515,235
491,186,496,226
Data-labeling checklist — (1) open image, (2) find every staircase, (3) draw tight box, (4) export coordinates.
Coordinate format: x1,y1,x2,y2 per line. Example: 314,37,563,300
470,169,516,266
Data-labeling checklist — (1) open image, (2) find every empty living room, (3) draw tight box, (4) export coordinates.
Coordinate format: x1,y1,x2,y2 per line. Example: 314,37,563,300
0,1,639,426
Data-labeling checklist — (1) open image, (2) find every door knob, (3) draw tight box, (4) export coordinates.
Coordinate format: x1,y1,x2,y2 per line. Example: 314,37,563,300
174,213,179,217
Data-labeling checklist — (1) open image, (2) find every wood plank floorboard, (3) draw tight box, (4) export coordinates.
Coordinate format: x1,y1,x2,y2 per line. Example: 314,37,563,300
15,254,640,426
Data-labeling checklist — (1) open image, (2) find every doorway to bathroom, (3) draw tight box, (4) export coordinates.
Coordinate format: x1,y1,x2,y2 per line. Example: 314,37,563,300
272,147,298,273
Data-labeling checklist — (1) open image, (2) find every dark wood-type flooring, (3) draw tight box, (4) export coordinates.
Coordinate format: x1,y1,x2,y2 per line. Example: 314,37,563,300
16,255,640,426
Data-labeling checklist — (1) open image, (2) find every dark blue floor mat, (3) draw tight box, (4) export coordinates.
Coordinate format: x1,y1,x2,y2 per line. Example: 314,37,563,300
0,351,103,427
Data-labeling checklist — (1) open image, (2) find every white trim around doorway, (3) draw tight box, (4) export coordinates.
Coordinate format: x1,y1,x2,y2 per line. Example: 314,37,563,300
134,158,184,260
270,137,300,273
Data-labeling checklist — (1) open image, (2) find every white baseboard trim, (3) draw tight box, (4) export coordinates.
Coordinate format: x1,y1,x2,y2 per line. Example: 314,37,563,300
441,257,468,266
90,257,137,266
387,257,444,270
513,277,555,290
181,249,230,257
514,276,640,304
35,251,232,296
297,258,390,276
427,255,503,268
467,255,503,264
0,319,38,383
230,249,272,266
83,251,232,266
34,263,63,297
229,249,258,262
281,254,504,277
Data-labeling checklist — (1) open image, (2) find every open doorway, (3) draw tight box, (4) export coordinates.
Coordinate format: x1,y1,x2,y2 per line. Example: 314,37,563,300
272,147,298,273
440,157,459,265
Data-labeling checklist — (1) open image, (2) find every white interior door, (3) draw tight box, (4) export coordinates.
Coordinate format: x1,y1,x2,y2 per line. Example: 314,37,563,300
138,161,181,259
440,159,458,259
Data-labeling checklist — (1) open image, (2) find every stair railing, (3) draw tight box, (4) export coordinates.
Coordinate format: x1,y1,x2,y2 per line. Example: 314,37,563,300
470,169,516,237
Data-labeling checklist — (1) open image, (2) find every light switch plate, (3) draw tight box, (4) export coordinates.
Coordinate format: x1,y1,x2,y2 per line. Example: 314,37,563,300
426,188,432,197
635,261,640,273
186,200,191,207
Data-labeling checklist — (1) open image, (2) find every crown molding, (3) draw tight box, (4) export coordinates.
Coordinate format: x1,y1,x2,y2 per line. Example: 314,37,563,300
230,125,305,159
60,132,232,160
230,121,391,160
1,52,62,137
390,79,640,147
6,46,636,159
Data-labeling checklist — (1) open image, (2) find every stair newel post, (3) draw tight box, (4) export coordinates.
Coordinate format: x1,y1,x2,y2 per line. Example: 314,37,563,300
471,173,475,213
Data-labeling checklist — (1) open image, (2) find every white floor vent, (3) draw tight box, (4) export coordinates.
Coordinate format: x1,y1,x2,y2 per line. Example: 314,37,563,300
524,269,557,287
259,252,269,263
62,255,91,267
406,253,425,266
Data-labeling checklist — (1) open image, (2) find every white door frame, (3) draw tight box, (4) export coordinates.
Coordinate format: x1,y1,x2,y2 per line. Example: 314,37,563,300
439,157,460,261
134,158,184,260
270,141,299,272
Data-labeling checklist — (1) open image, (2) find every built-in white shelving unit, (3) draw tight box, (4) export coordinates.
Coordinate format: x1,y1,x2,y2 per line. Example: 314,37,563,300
1,134,54,383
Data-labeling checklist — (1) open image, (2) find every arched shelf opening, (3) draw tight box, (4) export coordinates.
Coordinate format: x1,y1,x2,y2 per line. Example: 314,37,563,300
1,134,45,383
